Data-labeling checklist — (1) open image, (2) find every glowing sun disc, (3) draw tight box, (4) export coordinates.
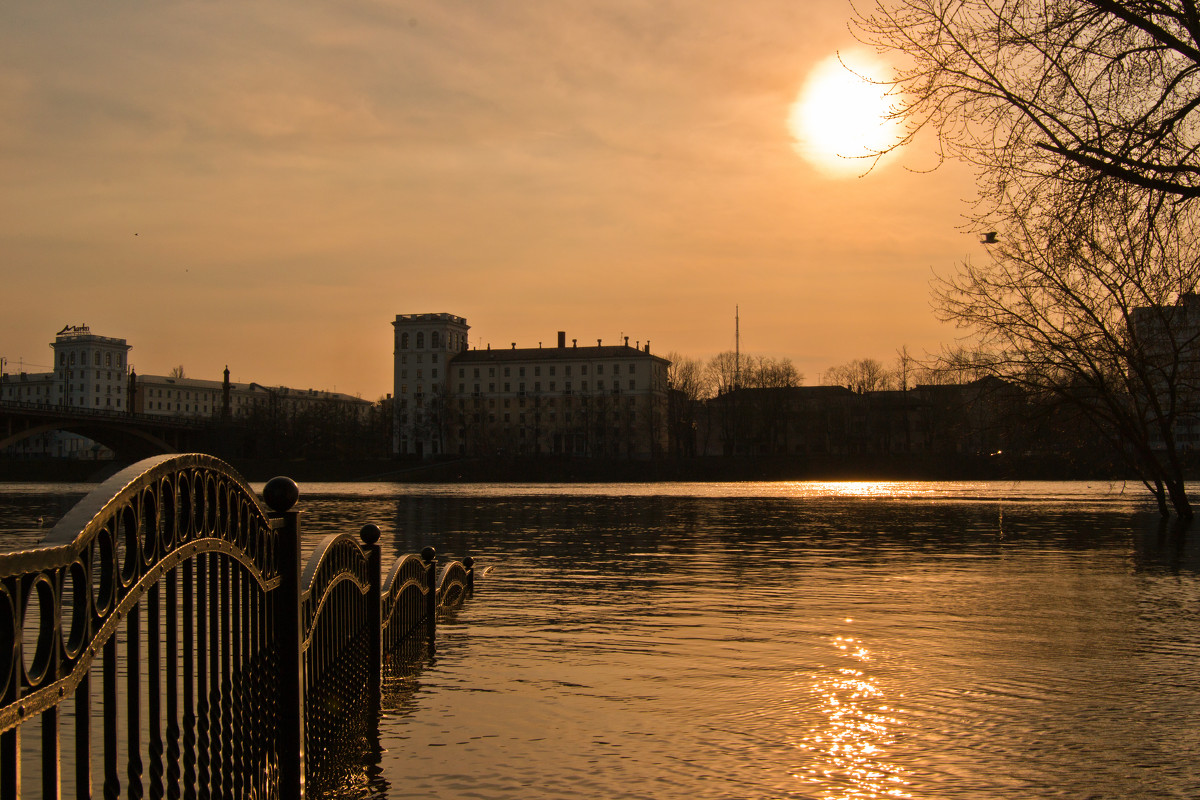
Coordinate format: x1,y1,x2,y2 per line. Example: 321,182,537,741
788,51,900,177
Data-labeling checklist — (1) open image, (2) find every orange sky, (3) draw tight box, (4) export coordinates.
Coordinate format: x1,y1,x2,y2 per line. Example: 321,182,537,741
0,0,981,400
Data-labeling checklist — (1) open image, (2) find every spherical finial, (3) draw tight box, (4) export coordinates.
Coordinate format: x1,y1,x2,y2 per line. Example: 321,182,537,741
360,524,381,545
463,556,474,569
262,477,299,512
420,546,436,564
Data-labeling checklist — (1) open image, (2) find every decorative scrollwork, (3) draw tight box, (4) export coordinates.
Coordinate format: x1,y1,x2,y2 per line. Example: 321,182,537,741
0,453,481,799
0,453,286,799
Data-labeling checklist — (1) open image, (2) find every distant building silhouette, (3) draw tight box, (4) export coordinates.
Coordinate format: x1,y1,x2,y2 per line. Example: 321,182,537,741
392,314,670,458
1,325,370,458
1127,292,1200,451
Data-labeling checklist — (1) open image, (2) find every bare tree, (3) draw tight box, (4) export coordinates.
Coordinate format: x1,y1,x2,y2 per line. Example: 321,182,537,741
822,358,895,393
854,0,1200,206
934,178,1200,516
895,345,916,391
666,352,706,457
743,356,804,389
705,351,741,396
667,353,708,400
169,365,186,379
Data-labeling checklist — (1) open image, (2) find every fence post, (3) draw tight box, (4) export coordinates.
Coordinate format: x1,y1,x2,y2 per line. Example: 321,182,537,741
464,556,475,595
421,546,436,652
361,524,382,717
265,476,305,800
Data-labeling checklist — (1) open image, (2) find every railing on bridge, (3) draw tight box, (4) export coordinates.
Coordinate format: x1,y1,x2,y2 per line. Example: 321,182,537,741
0,453,474,799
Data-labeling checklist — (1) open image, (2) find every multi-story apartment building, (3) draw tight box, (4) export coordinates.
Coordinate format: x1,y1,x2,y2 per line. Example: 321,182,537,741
1,326,370,457
132,371,368,421
393,314,670,458
1127,292,1200,450
391,313,470,457
47,324,132,411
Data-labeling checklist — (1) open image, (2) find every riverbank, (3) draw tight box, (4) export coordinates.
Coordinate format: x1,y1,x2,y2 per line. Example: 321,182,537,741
0,452,1136,484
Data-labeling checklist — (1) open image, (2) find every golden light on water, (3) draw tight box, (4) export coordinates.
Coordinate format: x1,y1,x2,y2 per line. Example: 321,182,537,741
788,50,901,178
797,633,911,799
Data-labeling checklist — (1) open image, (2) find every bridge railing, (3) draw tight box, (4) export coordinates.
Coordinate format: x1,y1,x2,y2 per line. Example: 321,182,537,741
0,454,475,800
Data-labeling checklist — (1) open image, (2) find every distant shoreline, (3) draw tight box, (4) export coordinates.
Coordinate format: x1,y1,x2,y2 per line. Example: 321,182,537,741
0,453,1141,485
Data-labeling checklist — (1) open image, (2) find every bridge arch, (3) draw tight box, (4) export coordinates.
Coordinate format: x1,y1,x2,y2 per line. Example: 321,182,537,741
0,420,178,459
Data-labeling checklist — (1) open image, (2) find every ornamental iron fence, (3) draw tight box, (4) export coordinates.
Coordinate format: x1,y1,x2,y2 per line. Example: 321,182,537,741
0,453,474,799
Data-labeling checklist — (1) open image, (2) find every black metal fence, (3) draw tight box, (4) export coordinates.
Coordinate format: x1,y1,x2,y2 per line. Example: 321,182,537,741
0,453,473,799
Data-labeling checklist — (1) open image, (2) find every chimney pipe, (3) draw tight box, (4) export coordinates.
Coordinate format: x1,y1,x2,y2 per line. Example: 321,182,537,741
572,339,577,348
598,339,602,347
557,331,566,348
624,336,629,347
645,341,650,353
511,343,516,349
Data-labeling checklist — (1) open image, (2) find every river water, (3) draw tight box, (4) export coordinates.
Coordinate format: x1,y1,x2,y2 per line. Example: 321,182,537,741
2,480,1199,799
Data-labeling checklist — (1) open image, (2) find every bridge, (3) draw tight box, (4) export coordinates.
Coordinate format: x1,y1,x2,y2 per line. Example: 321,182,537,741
0,401,218,460
0,453,475,798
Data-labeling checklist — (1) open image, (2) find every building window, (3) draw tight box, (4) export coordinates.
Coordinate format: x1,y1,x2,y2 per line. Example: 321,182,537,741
417,332,425,348
549,366,556,376
582,381,588,391
106,354,112,367
504,367,511,377
535,382,541,392
459,368,465,378
629,379,636,390
581,365,588,375
566,366,572,376
400,333,409,349
598,364,604,374
629,364,636,374
474,368,480,378
504,383,510,392
535,366,541,377
489,368,495,378
519,367,526,377
432,331,441,348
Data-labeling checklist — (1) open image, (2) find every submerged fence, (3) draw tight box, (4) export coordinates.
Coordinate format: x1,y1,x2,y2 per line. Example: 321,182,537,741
0,453,474,799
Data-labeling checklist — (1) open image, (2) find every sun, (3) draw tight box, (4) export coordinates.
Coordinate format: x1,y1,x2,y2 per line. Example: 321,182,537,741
788,50,901,178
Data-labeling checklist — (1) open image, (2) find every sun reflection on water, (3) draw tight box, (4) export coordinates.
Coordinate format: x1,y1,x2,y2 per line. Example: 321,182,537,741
798,634,911,799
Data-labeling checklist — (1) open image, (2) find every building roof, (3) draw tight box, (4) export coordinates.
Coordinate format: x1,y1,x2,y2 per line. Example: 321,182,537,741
452,344,669,365
136,374,367,404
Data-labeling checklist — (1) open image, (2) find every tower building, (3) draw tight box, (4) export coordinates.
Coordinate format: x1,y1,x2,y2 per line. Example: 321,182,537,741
392,313,470,456
51,324,132,411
